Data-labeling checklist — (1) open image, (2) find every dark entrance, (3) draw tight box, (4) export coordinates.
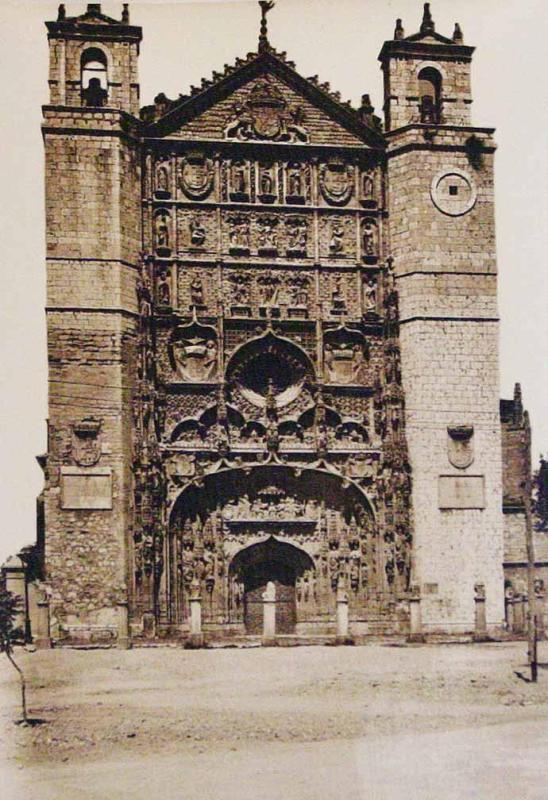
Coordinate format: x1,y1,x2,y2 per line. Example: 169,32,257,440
243,561,297,634
230,536,314,635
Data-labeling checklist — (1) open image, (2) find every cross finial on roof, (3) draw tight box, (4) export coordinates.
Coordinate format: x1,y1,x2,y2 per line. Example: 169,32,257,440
258,1,276,53
420,2,435,36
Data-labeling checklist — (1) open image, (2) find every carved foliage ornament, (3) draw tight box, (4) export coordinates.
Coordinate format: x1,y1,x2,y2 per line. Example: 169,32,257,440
320,159,354,206
178,152,214,200
224,78,308,143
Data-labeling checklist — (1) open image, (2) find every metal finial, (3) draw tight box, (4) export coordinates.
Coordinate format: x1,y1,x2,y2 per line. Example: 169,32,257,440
394,18,404,40
122,3,129,24
258,1,275,53
420,2,435,35
452,22,463,43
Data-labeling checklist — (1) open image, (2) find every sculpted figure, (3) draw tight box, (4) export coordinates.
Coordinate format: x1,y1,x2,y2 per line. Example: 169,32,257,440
362,219,377,256
190,277,205,306
157,269,171,305
155,212,170,248
362,170,374,199
260,167,274,195
329,221,344,254
232,161,247,194
190,217,206,247
364,277,377,311
288,164,302,196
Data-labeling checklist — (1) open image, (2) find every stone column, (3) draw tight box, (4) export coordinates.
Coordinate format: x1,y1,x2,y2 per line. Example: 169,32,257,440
408,584,425,643
117,600,131,650
188,579,204,648
34,594,52,650
473,583,487,641
262,581,276,645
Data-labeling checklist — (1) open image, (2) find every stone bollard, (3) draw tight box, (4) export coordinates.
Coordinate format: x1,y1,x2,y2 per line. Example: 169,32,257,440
262,580,276,645
473,583,487,641
2,555,27,636
504,587,515,633
336,581,349,643
34,595,52,650
514,593,526,634
408,584,425,643
188,579,204,648
117,601,131,650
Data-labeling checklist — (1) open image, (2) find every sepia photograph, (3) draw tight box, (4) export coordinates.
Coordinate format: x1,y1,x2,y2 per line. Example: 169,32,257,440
0,1,547,798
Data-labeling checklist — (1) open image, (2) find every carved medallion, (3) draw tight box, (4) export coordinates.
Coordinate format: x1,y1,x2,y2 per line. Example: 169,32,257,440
224,78,308,143
178,152,214,200
319,159,354,206
447,425,474,469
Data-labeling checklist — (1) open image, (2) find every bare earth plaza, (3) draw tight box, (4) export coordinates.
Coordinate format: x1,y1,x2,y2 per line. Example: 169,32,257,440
1,2,548,798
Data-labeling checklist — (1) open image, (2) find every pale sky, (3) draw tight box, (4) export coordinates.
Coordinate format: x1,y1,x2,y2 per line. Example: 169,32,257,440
0,0,546,563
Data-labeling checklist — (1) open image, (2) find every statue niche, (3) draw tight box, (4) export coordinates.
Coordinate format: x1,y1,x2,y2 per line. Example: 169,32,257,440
170,321,218,382
324,326,369,384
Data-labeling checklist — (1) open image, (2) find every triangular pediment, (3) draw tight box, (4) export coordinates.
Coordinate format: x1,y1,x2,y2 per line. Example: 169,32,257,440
143,51,383,149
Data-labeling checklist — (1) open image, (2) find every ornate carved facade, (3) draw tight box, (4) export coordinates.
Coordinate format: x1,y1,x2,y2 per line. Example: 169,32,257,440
39,3,514,644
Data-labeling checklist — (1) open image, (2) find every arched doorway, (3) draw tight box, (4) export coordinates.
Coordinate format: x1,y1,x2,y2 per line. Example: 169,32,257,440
230,537,315,634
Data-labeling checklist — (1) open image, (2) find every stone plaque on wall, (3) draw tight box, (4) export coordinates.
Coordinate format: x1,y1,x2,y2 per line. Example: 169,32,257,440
438,475,485,510
61,467,112,510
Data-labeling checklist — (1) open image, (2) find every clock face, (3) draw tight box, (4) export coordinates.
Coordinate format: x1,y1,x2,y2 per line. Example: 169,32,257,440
430,169,477,216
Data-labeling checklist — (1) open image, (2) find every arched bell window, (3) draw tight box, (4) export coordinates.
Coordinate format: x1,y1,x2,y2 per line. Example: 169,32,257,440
81,48,108,107
418,67,442,124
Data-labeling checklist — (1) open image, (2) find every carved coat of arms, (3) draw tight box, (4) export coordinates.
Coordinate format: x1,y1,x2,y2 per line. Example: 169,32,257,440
447,425,474,469
178,153,214,200
224,78,308,143
171,323,218,382
320,160,355,206
71,418,102,467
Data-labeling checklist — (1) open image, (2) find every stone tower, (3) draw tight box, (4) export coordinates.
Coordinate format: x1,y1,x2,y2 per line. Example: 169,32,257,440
42,4,142,643
379,4,504,631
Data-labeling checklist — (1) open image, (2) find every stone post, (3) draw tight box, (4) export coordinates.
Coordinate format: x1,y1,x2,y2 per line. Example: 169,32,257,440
2,556,27,636
514,593,526,634
34,594,52,650
473,583,487,641
534,581,545,640
117,600,131,650
504,587,515,633
408,584,425,643
262,580,276,645
336,581,349,643
188,579,204,648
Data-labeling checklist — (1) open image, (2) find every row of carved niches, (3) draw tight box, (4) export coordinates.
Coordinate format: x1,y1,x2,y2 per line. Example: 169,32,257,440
152,208,380,263
155,265,381,321
168,466,385,598
147,152,381,210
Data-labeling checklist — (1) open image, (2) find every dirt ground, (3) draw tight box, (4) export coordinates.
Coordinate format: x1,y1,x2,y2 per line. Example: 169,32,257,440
1,640,547,800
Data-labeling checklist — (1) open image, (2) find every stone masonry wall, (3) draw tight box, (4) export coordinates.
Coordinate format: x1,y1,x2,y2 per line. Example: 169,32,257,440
388,127,504,631
43,112,141,642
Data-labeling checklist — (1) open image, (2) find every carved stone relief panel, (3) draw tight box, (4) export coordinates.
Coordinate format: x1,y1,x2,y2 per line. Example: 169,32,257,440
177,264,217,313
319,215,356,260
224,212,251,254
222,267,316,320
164,390,217,441
177,151,214,201
176,208,217,255
285,215,310,257
321,270,359,319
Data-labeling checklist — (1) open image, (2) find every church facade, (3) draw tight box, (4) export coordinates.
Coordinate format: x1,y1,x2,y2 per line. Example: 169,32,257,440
39,2,519,645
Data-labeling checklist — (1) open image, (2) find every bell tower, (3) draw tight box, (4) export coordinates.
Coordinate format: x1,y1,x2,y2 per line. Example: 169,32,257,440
380,4,505,632
42,4,142,645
